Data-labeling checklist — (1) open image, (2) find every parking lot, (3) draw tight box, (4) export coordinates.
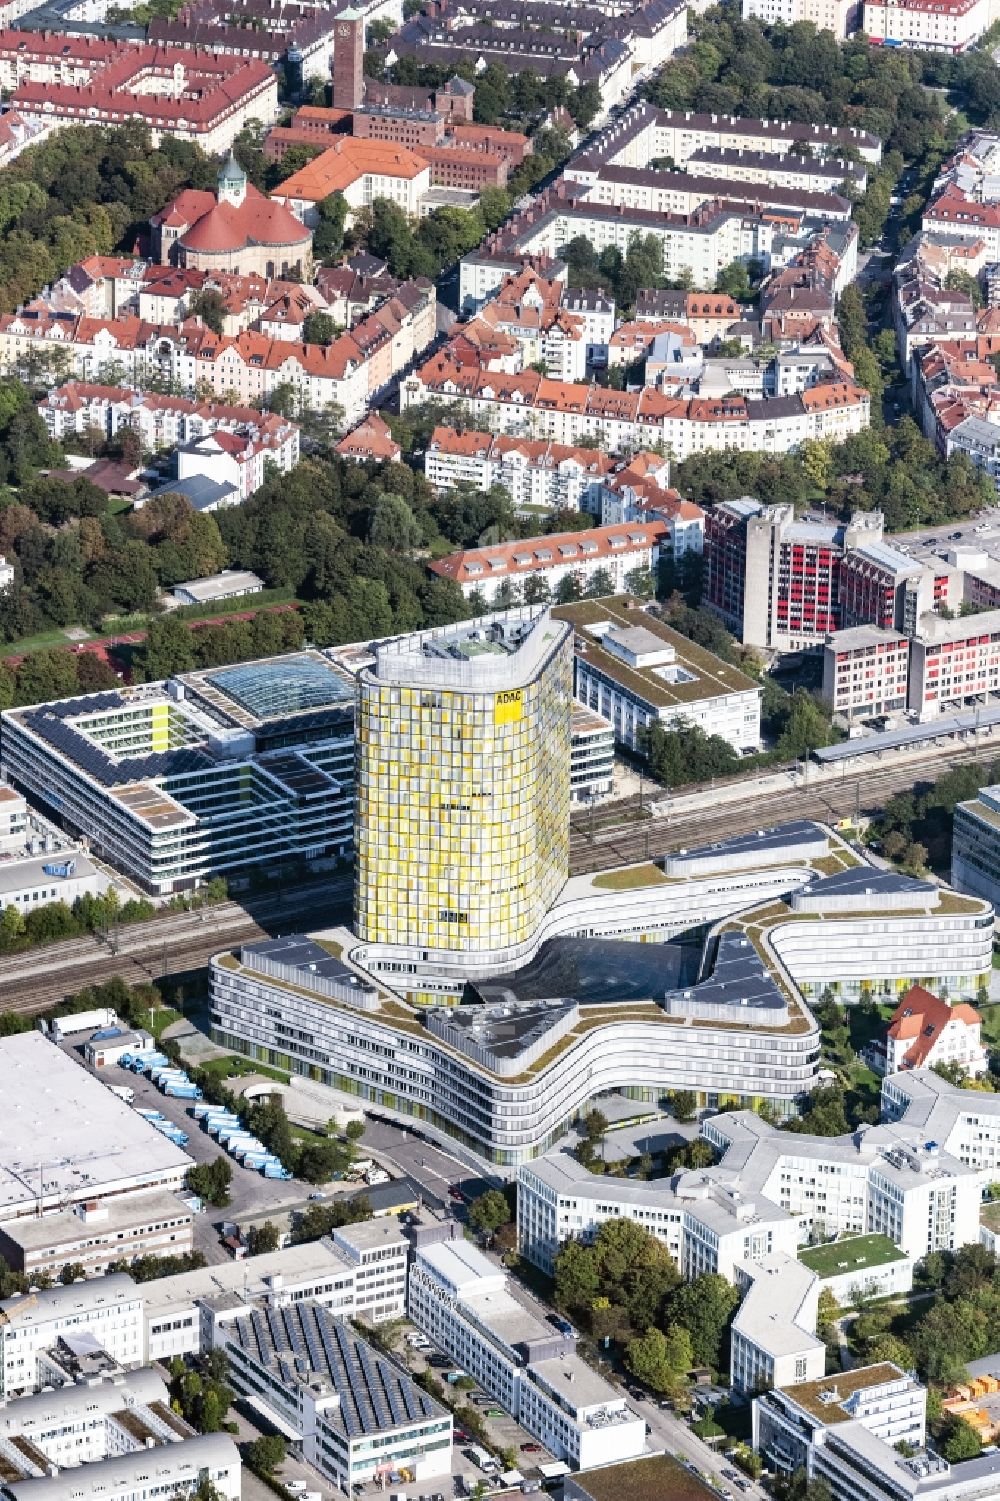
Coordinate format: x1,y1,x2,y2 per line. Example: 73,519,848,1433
64,1040,311,1261
892,505,1000,564
383,1321,556,1495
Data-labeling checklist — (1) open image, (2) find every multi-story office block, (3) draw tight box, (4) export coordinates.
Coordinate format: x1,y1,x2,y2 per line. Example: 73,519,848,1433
704,501,886,651
354,608,573,969
753,1365,931,1501
0,1369,241,1501
408,1240,644,1470
730,1254,825,1396
0,1276,144,1398
953,783,1000,909
554,597,761,756
570,705,615,803
0,652,356,894
215,1300,451,1494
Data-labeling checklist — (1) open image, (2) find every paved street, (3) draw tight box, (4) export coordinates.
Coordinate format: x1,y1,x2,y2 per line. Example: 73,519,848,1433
361,1117,494,1208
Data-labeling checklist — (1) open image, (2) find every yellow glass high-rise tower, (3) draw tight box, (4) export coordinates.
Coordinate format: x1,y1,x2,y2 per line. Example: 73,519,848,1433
354,608,573,965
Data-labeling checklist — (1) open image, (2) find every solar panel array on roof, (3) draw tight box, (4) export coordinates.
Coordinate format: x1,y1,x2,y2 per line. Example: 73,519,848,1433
227,1301,442,1441
23,708,211,786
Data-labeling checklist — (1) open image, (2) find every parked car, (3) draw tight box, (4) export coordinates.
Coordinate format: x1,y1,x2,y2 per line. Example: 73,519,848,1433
520,1443,541,1453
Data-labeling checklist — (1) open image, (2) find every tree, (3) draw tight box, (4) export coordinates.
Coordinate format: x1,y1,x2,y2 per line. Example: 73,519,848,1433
59,1261,86,1284
666,1274,740,1369
670,1090,697,1123
469,1189,512,1238
247,1435,287,1475
303,310,338,346
188,289,228,335
345,1119,365,1141
941,1414,983,1462
185,1156,232,1207
625,1325,692,1395
246,1221,281,1255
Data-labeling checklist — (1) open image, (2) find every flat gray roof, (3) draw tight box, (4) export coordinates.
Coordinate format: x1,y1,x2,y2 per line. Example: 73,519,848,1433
0,1034,189,1219
814,702,1000,762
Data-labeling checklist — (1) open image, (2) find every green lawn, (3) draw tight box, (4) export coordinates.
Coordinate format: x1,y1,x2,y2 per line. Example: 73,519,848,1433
199,1054,291,1085
799,1234,904,1279
592,863,666,890
4,626,91,654
140,1006,182,1039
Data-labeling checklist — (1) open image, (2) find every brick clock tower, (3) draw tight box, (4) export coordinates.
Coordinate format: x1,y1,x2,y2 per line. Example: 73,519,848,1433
333,8,365,110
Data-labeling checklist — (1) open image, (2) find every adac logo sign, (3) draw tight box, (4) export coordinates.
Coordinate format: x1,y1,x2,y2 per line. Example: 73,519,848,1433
494,688,523,725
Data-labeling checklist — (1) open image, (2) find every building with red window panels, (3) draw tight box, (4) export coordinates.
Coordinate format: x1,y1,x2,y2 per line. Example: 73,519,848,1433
838,539,960,634
820,625,911,719
703,498,885,652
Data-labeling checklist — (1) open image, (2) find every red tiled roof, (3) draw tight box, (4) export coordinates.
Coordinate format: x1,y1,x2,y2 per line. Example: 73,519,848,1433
429,519,667,585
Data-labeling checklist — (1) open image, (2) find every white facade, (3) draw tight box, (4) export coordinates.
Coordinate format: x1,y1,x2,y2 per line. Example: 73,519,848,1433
330,1219,408,1323
429,522,666,605
0,1276,144,1398
863,0,990,50
741,0,859,35
559,600,762,756
954,783,1000,911
753,1365,932,1501
0,1192,194,1281
1,1435,240,1501
408,1240,645,1471
730,1253,825,1396
215,1300,452,1493
143,1235,393,1363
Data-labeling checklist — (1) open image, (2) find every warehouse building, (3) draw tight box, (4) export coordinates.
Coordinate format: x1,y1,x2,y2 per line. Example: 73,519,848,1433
0,1034,190,1225
0,1192,194,1281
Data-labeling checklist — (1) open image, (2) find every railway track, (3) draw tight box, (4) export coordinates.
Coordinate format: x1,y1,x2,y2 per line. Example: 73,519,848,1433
0,880,353,1016
567,746,991,875
2,742,992,1013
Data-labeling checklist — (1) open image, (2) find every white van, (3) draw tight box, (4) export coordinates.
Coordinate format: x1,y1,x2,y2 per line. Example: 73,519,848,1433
467,1446,498,1474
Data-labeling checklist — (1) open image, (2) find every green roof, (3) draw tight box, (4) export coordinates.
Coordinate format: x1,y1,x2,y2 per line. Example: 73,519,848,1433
798,1234,906,1280
552,596,759,710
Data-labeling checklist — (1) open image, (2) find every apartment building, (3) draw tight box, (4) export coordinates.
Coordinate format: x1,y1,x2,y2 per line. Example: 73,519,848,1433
0,284,436,430
329,1219,408,1324
704,500,887,651
687,146,867,195
864,0,991,50
552,595,762,755
741,0,860,38
570,704,615,803
0,35,279,153
907,607,1000,715
428,522,668,605
403,361,869,463
424,428,618,513
408,1240,645,1470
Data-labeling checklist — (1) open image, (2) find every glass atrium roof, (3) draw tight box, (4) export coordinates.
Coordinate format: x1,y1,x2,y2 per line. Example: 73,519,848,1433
206,655,354,720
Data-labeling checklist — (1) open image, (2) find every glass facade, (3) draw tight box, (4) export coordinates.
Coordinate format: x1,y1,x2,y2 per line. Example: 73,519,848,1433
354,614,573,956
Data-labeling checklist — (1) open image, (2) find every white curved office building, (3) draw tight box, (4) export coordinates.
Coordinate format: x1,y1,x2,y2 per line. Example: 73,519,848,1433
210,825,993,1164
